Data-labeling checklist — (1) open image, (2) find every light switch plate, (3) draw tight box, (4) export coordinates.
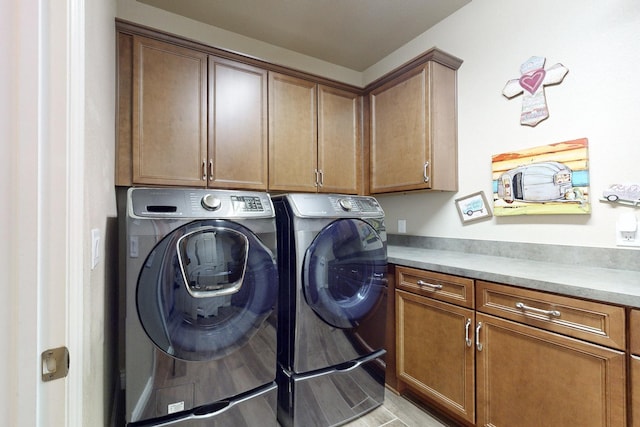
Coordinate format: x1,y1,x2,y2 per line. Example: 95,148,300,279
91,228,100,269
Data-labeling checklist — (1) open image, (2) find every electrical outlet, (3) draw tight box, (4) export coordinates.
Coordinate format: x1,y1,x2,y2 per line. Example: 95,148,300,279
398,219,407,234
616,213,640,247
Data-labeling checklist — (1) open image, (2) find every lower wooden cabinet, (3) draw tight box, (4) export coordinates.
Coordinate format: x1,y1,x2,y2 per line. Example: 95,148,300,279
396,289,475,423
632,356,640,427
630,309,640,427
395,267,475,424
475,312,626,427
394,266,628,427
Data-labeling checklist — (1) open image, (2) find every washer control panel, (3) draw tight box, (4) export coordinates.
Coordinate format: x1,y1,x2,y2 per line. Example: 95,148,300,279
129,188,273,219
231,195,264,212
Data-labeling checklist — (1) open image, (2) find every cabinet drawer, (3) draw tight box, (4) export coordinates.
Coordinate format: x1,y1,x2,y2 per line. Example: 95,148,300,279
476,281,625,350
396,266,473,309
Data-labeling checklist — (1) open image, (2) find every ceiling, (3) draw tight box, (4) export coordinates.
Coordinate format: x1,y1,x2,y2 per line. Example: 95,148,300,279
137,0,471,71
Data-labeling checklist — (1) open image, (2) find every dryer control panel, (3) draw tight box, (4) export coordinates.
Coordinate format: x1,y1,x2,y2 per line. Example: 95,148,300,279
128,188,274,219
285,193,384,218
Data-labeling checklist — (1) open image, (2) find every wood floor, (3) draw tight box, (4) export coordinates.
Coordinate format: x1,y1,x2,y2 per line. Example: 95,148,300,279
342,388,453,427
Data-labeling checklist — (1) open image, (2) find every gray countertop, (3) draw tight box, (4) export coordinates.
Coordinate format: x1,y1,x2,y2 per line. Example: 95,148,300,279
388,245,640,308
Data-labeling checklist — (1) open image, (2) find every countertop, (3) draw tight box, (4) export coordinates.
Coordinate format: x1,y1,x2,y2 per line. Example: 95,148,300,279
388,245,640,308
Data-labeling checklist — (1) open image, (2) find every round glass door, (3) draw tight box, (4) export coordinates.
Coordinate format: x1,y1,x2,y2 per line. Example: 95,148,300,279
137,219,278,361
302,219,387,329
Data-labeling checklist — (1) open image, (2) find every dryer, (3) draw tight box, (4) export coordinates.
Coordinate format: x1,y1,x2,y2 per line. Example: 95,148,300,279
272,193,387,427
125,187,279,426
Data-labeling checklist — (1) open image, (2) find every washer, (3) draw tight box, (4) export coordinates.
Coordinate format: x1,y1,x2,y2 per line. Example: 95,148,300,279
125,187,279,426
272,193,387,427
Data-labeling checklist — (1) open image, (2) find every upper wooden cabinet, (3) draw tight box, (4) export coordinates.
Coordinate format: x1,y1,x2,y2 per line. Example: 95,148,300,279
130,35,208,187
317,85,363,194
268,72,362,194
268,72,318,192
116,23,460,196
117,33,268,190
208,57,268,190
369,52,461,194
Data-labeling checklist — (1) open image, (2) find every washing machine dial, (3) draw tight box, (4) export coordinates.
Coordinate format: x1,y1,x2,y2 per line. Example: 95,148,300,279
338,198,353,211
201,194,222,211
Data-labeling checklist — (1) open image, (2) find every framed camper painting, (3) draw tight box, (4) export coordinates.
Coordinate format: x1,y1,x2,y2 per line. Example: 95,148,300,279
491,138,591,216
455,191,492,223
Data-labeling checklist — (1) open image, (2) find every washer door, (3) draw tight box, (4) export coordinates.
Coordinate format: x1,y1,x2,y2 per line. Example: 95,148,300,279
302,219,387,329
136,219,278,361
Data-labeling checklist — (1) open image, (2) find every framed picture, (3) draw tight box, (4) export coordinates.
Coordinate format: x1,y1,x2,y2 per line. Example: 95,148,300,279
491,138,590,216
455,191,492,223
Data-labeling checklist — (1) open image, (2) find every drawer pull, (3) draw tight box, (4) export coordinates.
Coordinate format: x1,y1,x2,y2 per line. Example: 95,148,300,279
464,318,472,347
417,280,442,290
515,302,561,318
475,322,483,351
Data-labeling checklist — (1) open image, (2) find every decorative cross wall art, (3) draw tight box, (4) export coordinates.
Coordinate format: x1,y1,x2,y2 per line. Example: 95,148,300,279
503,56,569,127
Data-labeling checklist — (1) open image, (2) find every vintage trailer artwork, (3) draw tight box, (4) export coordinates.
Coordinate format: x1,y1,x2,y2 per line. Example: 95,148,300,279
491,138,590,216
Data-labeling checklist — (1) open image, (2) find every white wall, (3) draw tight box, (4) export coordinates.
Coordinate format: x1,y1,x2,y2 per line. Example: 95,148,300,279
84,0,118,425
116,0,640,250
116,0,362,86
373,0,640,249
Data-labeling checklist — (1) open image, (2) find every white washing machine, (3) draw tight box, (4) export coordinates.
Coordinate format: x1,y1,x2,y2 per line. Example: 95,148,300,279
272,193,388,427
125,188,279,426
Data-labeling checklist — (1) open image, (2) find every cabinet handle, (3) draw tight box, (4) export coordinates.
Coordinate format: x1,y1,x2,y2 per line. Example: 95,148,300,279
515,302,561,318
475,322,483,351
202,160,207,181
318,170,324,187
416,279,442,290
314,169,320,187
423,161,430,183
464,318,472,347
208,159,213,181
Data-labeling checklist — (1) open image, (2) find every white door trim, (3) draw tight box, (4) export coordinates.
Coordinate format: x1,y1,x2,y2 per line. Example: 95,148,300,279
67,0,86,425
2,0,85,425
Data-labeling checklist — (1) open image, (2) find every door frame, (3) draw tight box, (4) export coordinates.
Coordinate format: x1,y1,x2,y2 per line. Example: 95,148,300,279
2,0,85,425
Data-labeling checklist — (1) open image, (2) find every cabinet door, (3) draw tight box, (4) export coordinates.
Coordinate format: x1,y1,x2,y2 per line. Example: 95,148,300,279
475,313,626,427
370,65,430,194
632,355,640,427
132,35,208,186
317,85,362,194
631,310,640,427
268,72,317,192
209,57,268,190
369,61,458,194
396,289,475,424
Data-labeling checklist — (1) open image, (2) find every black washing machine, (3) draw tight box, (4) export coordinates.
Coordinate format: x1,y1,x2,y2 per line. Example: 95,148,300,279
272,193,387,427
125,188,279,426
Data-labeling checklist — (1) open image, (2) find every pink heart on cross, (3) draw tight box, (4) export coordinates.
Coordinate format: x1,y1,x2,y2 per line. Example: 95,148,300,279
519,69,546,94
